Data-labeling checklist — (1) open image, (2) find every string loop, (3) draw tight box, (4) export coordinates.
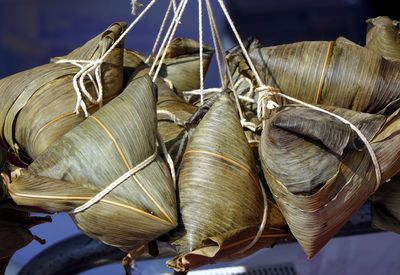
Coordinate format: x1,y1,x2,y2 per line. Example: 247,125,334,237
56,0,158,117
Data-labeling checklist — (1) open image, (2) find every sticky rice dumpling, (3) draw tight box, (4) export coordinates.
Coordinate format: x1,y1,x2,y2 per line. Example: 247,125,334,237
366,16,400,61
168,93,288,272
6,75,178,252
259,104,400,258
0,22,126,160
226,37,400,114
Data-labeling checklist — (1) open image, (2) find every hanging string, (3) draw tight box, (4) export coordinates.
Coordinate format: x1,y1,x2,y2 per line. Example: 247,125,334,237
148,0,186,77
56,0,158,117
217,0,264,88
214,0,382,252
205,0,224,86
198,0,205,105
217,0,381,189
182,88,255,104
145,0,189,190
204,0,250,130
171,0,177,13
146,0,175,64
149,0,188,81
131,0,143,15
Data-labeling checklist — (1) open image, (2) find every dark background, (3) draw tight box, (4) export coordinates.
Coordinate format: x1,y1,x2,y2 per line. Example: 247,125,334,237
229,0,399,47
1,0,399,81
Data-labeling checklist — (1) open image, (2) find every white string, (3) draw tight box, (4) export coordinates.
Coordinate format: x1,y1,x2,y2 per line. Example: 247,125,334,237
183,88,221,95
157,109,186,127
198,0,205,105
217,0,264,87
131,0,143,15
148,0,185,77
149,0,188,81
70,61,100,99
203,2,253,129
216,0,381,190
205,0,224,86
71,149,158,214
146,0,174,64
183,87,259,131
183,88,255,104
56,0,158,117
234,77,255,101
238,95,256,104
256,87,280,120
235,180,268,255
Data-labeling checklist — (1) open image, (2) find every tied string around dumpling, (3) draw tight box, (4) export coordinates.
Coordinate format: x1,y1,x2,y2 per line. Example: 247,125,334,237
215,0,382,190
55,0,158,117
55,0,177,189
70,147,158,214
255,85,382,191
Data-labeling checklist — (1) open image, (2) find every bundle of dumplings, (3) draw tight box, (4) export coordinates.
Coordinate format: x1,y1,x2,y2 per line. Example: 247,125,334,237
1,15,400,274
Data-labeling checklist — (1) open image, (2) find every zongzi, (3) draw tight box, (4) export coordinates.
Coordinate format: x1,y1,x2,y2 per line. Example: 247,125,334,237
226,37,400,114
0,22,126,160
366,16,400,61
6,75,178,252
259,104,400,258
168,93,288,272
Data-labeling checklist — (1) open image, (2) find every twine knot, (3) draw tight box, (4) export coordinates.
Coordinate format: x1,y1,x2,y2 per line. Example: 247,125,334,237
255,85,281,120
55,58,105,117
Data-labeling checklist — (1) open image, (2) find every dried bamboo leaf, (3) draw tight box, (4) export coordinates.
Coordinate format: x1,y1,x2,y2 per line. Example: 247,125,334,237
157,89,196,162
168,94,288,272
259,105,393,257
369,111,400,235
370,110,400,180
153,38,214,93
226,33,400,258
226,37,400,114
123,49,147,81
0,22,126,160
7,76,177,252
370,175,400,233
366,16,400,61
132,65,198,162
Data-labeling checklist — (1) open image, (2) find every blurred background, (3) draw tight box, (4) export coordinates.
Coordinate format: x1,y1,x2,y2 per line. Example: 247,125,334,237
1,0,400,274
